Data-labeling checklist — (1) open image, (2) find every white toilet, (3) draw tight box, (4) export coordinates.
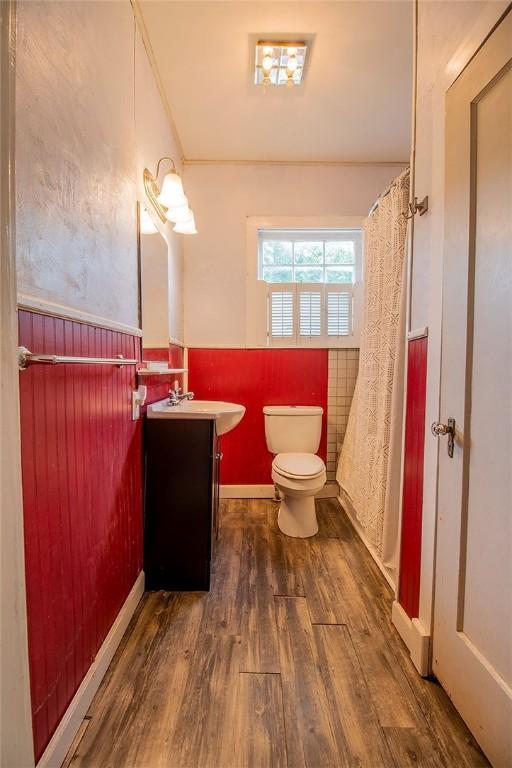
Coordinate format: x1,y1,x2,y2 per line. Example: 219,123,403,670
263,405,326,538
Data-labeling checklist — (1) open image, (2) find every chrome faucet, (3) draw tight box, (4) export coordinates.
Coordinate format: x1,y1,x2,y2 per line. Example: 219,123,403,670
168,386,195,406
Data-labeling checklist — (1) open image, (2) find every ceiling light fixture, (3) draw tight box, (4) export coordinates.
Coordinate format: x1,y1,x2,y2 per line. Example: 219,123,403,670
143,156,197,235
254,41,307,87
262,54,273,72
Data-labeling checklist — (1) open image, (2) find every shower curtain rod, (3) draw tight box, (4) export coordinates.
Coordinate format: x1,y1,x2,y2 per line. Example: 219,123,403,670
369,166,410,216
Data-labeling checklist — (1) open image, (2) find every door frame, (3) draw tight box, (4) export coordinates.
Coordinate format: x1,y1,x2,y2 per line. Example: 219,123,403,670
431,4,512,652
431,8,512,764
402,0,511,673
0,1,35,764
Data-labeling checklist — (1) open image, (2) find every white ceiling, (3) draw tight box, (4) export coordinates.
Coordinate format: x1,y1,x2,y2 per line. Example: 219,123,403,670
139,1,412,163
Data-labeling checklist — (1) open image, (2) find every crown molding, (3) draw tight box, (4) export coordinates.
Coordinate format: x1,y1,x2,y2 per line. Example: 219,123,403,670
130,0,185,163
183,158,409,168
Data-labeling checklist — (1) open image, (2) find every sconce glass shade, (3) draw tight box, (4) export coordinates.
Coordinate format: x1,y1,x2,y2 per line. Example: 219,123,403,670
173,212,197,235
157,169,186,208
165,199,191,223
139,205,158,234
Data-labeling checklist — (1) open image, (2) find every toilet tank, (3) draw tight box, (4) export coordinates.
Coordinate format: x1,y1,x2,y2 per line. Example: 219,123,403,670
263,406,323,454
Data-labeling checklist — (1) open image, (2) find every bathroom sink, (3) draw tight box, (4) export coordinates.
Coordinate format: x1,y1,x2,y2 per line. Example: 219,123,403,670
147,398,246,436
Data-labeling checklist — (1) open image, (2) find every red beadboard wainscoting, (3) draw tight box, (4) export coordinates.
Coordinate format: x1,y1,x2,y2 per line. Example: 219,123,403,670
398,336,428,619
18,310,144,760
187,348,328,485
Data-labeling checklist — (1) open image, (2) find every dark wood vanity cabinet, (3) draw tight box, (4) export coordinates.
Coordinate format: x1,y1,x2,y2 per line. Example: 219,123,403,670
144,417,221,591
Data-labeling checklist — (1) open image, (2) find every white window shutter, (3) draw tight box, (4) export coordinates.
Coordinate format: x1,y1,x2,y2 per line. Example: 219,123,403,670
268,286,295,345
298,287,322,339
326,288,352,338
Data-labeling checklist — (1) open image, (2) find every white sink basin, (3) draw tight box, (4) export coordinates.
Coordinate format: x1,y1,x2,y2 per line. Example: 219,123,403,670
147,398,246,436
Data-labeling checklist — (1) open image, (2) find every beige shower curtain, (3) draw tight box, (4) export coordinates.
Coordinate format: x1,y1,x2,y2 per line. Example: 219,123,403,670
337,168,409,570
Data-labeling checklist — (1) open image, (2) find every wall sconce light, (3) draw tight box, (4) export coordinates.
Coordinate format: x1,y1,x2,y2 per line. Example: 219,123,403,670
174,212,197,235
143,156,198,235
139,205,159,235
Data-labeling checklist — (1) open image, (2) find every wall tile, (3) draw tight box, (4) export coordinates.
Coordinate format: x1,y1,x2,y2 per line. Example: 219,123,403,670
326,348,359,478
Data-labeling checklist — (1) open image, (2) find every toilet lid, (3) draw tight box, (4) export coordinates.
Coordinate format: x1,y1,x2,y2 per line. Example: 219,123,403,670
272,452,325,479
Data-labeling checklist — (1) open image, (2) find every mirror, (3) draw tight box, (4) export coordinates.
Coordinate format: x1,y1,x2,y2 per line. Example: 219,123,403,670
137,202,171,361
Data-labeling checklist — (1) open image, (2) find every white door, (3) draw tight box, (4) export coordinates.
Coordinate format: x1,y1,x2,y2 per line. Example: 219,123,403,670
433,11,512,768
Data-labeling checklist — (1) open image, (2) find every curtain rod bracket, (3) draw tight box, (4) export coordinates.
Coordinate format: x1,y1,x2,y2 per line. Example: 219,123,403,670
407,195,429,219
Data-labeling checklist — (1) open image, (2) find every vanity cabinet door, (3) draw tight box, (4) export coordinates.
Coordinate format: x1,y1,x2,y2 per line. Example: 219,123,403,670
144,418,214,590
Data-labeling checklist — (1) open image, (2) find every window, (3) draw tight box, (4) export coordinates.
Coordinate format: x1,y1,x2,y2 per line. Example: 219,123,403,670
257,228,362,346
258,230,359,284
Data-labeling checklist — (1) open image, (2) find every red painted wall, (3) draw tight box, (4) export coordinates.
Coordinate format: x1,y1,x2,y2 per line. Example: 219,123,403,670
399,336,428,619
188,349,328,485
142,344,185,406
18,310,143,760
142,344,184,370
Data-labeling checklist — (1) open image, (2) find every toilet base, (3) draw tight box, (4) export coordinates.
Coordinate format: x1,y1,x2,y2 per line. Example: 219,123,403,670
277,494,318,538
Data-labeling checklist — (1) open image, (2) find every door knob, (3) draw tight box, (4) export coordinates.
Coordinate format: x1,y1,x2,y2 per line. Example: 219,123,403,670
431,417,455,458
431,421,453,436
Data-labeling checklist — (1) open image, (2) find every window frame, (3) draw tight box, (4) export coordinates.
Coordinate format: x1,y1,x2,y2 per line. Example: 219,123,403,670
246,216,364,348
257,228,362,287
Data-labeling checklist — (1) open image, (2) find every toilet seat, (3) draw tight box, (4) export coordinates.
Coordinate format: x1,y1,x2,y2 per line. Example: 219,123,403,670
272,452,325,480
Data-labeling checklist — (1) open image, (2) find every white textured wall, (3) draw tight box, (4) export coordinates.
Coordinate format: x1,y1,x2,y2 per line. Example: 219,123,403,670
15,2,183,336
412,0,508,633
183,162,407,347
16,1,137,326
411,0,508,331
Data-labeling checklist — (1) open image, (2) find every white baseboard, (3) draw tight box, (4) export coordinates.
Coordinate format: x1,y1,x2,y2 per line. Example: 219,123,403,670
337,494,396,590
316,482,340,498
220,484,274,499
220,482,340,499
37,572,145,768
391,599,430,677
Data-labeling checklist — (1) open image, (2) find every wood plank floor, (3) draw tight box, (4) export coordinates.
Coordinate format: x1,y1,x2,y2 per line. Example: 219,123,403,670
65,499,488,768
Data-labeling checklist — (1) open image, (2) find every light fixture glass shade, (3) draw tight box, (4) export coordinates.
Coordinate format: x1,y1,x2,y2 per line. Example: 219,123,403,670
287,55,298,73
139,205,158,234
262,54,273,71
173,212,197,235
173,208,193,224
157,170,186,208
165,199,191,223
